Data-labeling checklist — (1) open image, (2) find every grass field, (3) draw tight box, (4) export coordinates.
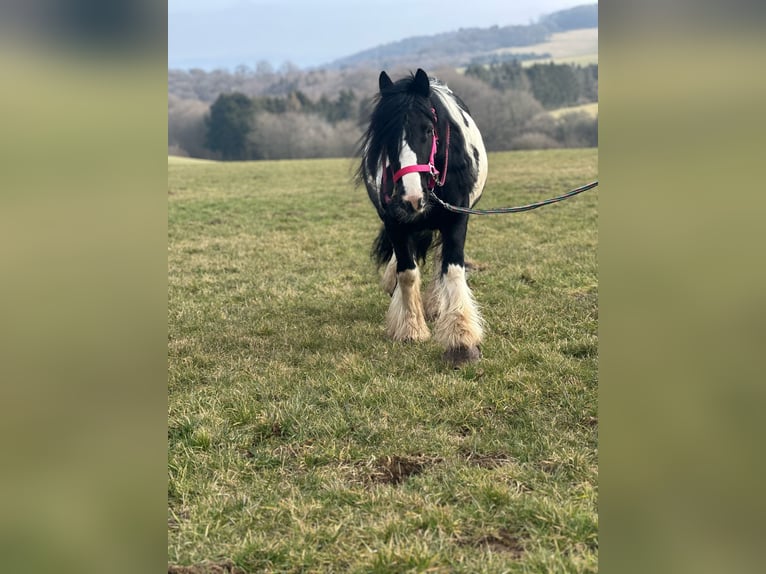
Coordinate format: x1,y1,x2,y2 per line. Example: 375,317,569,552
168,149,598,573
494,29,598,67
549,103,599,120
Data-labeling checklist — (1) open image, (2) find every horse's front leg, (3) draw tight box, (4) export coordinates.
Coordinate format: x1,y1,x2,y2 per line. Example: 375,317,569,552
385,229,430,342
431,216,484,366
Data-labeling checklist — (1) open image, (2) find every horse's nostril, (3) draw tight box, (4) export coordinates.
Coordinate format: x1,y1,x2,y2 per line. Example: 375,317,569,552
404,195,423,211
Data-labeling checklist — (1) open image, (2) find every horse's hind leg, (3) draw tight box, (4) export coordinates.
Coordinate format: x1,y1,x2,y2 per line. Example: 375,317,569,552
431,217,484,366
424,243,442,321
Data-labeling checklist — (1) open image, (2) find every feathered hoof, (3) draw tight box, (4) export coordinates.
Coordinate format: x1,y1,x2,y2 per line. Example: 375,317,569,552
443,345,482,368
388,326,431,342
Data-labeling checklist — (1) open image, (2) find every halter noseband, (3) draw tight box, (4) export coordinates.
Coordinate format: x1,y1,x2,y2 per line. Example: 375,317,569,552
381,108,450,202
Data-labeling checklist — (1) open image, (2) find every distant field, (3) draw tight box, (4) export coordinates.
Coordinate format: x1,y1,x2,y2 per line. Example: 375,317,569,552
168,155,216,165
496,28,598,67
549,102,599,119
168,149,598,572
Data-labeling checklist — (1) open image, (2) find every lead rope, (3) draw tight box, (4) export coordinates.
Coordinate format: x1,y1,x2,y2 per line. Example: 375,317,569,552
430,180,598,215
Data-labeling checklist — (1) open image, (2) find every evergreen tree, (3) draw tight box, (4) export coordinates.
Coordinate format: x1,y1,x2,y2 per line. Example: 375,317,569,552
205,92,254,160
526,63,579,108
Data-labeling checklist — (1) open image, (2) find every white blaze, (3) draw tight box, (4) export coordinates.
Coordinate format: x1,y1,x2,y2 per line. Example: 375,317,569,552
398,136,423,209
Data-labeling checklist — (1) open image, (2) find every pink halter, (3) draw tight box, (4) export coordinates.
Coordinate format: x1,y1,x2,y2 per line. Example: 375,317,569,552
381,108,450,203
392,123,440,186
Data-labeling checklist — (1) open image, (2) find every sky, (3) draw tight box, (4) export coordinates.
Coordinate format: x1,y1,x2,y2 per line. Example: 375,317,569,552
168,0,595,70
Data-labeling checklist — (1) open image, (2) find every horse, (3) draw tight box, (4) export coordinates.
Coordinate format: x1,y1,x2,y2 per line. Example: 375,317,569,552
357,68,488,366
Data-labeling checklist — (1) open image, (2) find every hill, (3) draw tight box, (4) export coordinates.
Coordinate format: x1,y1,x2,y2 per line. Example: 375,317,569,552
324,3,596,70
539,3,599,32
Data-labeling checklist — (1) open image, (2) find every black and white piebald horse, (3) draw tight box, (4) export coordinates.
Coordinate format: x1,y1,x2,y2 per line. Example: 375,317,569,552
357,69,488,366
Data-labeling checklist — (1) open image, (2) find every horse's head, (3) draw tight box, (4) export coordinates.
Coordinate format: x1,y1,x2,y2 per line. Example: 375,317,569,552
371,68,438,217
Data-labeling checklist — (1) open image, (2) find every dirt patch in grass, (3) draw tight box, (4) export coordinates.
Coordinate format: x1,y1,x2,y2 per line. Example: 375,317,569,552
168,560,244,574
356,454,443,486
583,415,598,427
519,270,536,285
475,529,525,557
460,529,525,558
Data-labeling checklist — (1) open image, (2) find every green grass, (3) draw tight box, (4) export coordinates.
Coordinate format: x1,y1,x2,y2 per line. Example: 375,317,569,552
168,149,598,573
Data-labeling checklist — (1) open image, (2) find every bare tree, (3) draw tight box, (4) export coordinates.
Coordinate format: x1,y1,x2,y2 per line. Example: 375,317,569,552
168,95,211,157
250,112,360,160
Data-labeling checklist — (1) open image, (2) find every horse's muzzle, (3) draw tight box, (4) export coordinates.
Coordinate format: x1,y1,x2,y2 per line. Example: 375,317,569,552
386,193,426,223
404,194,425,211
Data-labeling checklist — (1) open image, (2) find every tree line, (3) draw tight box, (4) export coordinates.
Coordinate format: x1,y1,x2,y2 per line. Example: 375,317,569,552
464,60,597,109
202,89,362,161
168,62,597,161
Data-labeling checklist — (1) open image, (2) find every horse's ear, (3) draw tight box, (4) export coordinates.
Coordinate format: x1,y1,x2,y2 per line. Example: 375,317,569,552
414,68,430,97
379,71,393,92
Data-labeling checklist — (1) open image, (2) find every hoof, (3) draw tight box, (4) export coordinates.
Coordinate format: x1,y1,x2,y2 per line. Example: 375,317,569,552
443,345,481,367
